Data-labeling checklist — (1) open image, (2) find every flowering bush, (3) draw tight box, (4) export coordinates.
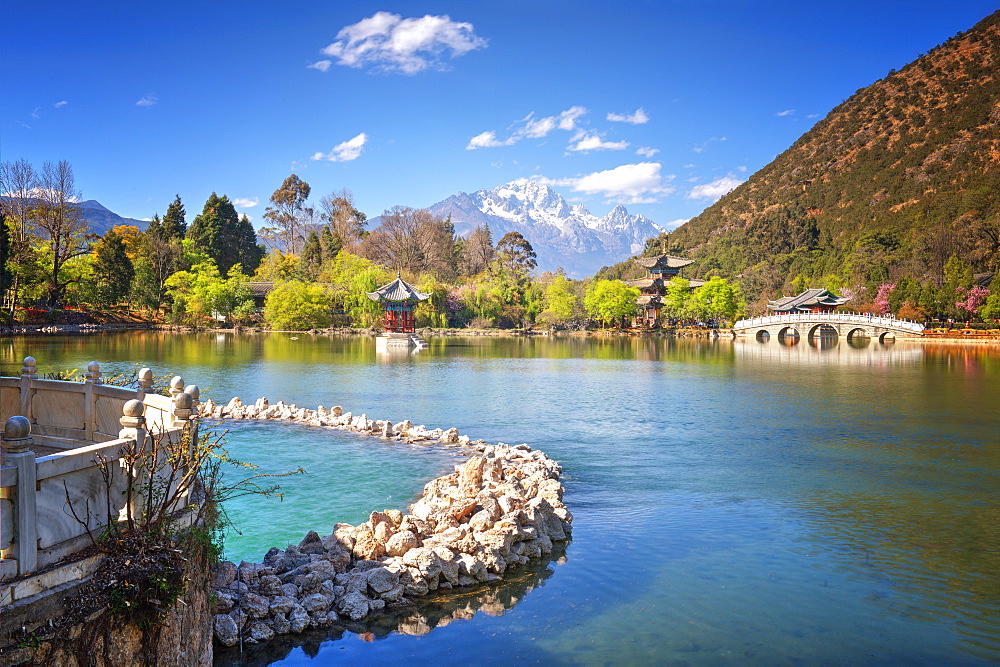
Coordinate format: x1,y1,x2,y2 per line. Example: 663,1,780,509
955,286,990,315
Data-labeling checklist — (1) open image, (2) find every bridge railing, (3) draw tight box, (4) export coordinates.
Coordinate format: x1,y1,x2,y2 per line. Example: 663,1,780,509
733,311,926,334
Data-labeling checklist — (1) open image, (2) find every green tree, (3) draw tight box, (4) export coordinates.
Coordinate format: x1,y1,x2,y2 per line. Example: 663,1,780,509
686,276,743,323
662,277,692,320
156,195,187,241
584,279,639,327
301,230,323,281
264,280,332,330
319,225,341,263
539,274,577,324
324,252,390,327
495,231,537,275
187,194,264,276
262,175,312,254
0,213,12,302
91,228,135,306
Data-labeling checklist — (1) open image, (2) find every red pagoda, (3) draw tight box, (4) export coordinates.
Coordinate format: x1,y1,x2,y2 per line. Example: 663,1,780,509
625,254,698,326
366,273,430,334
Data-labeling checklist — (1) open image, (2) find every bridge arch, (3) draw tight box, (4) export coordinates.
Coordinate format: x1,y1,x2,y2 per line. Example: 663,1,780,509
845,327,870,342
807,323,839,341
878,331,895,344
777,326,800,344
755,329,770,342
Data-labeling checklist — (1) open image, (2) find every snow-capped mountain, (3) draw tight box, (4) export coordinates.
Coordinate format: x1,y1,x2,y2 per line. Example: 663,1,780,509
427,179,663,278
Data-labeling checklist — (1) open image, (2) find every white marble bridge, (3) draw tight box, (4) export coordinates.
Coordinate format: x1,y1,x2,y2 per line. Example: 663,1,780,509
733,311,926,342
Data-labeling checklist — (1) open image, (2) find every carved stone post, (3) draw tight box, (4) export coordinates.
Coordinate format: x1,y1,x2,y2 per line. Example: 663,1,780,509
136,367,154,402
169,376,185,400
19,356,36,421
183,384,200,410
3,416,37,575
119,399,147,448
84,361,101,441
84,361,103,385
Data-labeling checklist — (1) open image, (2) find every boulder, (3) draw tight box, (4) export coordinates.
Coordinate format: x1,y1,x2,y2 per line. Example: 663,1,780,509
213,614,239,647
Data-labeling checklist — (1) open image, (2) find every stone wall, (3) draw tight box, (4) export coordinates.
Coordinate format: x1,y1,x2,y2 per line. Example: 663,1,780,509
202,397,573,649
0,545,212,666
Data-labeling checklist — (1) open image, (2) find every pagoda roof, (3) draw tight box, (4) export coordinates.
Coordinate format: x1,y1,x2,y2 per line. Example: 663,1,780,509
634,254,695,270
366,275,431,303
636,295,662,307
767,288,849,312
625,277,665,289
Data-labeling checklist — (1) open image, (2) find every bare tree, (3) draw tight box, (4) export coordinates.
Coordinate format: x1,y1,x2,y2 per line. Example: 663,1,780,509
32,160,93,306
319,188,367,251
0,158,39,308
460,223,495,276
361,205,422,272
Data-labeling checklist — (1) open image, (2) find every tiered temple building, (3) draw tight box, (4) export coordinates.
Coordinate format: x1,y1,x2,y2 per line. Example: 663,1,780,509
625,254,700,326
767,288,849,314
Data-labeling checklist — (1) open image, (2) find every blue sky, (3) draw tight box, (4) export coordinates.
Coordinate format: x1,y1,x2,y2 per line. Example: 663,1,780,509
3,1,996,231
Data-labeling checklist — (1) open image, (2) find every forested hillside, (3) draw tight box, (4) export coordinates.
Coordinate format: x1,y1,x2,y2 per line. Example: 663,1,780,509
633,10,1000,315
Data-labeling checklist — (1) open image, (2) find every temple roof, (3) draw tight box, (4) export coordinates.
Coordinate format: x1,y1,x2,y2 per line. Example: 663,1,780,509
634,254,695,270
366,275,431,303
636,295,662,307
767,288,849,312
625,277,665,289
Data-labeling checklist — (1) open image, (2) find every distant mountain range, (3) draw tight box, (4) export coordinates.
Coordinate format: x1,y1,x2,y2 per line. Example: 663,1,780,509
0,197,148,236
421,179,663,278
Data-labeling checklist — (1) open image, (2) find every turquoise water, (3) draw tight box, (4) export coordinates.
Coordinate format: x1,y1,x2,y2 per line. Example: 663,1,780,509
3,333,999,664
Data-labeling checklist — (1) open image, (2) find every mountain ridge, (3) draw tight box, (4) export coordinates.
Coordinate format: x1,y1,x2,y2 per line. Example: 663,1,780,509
625,9,1000,308
426,178,663,278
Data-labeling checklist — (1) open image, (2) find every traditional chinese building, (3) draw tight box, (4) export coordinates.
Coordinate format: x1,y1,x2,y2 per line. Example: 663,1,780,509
367,273,430,334
625,254,698,326
767,288,849,314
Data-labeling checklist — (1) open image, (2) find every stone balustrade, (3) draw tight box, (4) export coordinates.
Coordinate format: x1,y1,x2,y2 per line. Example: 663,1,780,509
0,357,198,583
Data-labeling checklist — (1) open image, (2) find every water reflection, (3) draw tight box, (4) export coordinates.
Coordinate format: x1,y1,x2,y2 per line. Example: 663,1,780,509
214,544,568,666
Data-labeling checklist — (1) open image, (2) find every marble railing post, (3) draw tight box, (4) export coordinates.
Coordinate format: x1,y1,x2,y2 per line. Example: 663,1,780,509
136,367,154,403
169,375,185,400
84,361,102,441
119,399,147,449
3,416,37,575
19,356,36,421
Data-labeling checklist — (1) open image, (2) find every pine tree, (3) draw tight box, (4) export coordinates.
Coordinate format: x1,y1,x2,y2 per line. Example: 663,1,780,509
188,194,264,276
92,228,135,306
160,195,187,240
301,230,322,280
319,225,341,262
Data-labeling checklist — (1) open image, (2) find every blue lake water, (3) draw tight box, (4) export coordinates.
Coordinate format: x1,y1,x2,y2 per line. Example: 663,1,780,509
3,333,999,664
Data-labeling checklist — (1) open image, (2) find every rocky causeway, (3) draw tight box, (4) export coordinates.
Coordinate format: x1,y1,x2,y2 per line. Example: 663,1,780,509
200,397,573,648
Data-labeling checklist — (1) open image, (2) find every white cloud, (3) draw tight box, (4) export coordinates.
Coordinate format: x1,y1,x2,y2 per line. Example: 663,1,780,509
687,176,743,201
537,162,674,204
31,108,42,119
567,132,628,152
521,106,586,138
470,106,587,148
635,146,659,158
607,108,649,124
308,60,332,72
318,11,487,75
736,165,747,172
692,136,726,153
232,197,259,208
775,109,795,117
136,94,159,107
662,218,689,231
466,130,518,150
311,132,368,162
53,100,68,108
